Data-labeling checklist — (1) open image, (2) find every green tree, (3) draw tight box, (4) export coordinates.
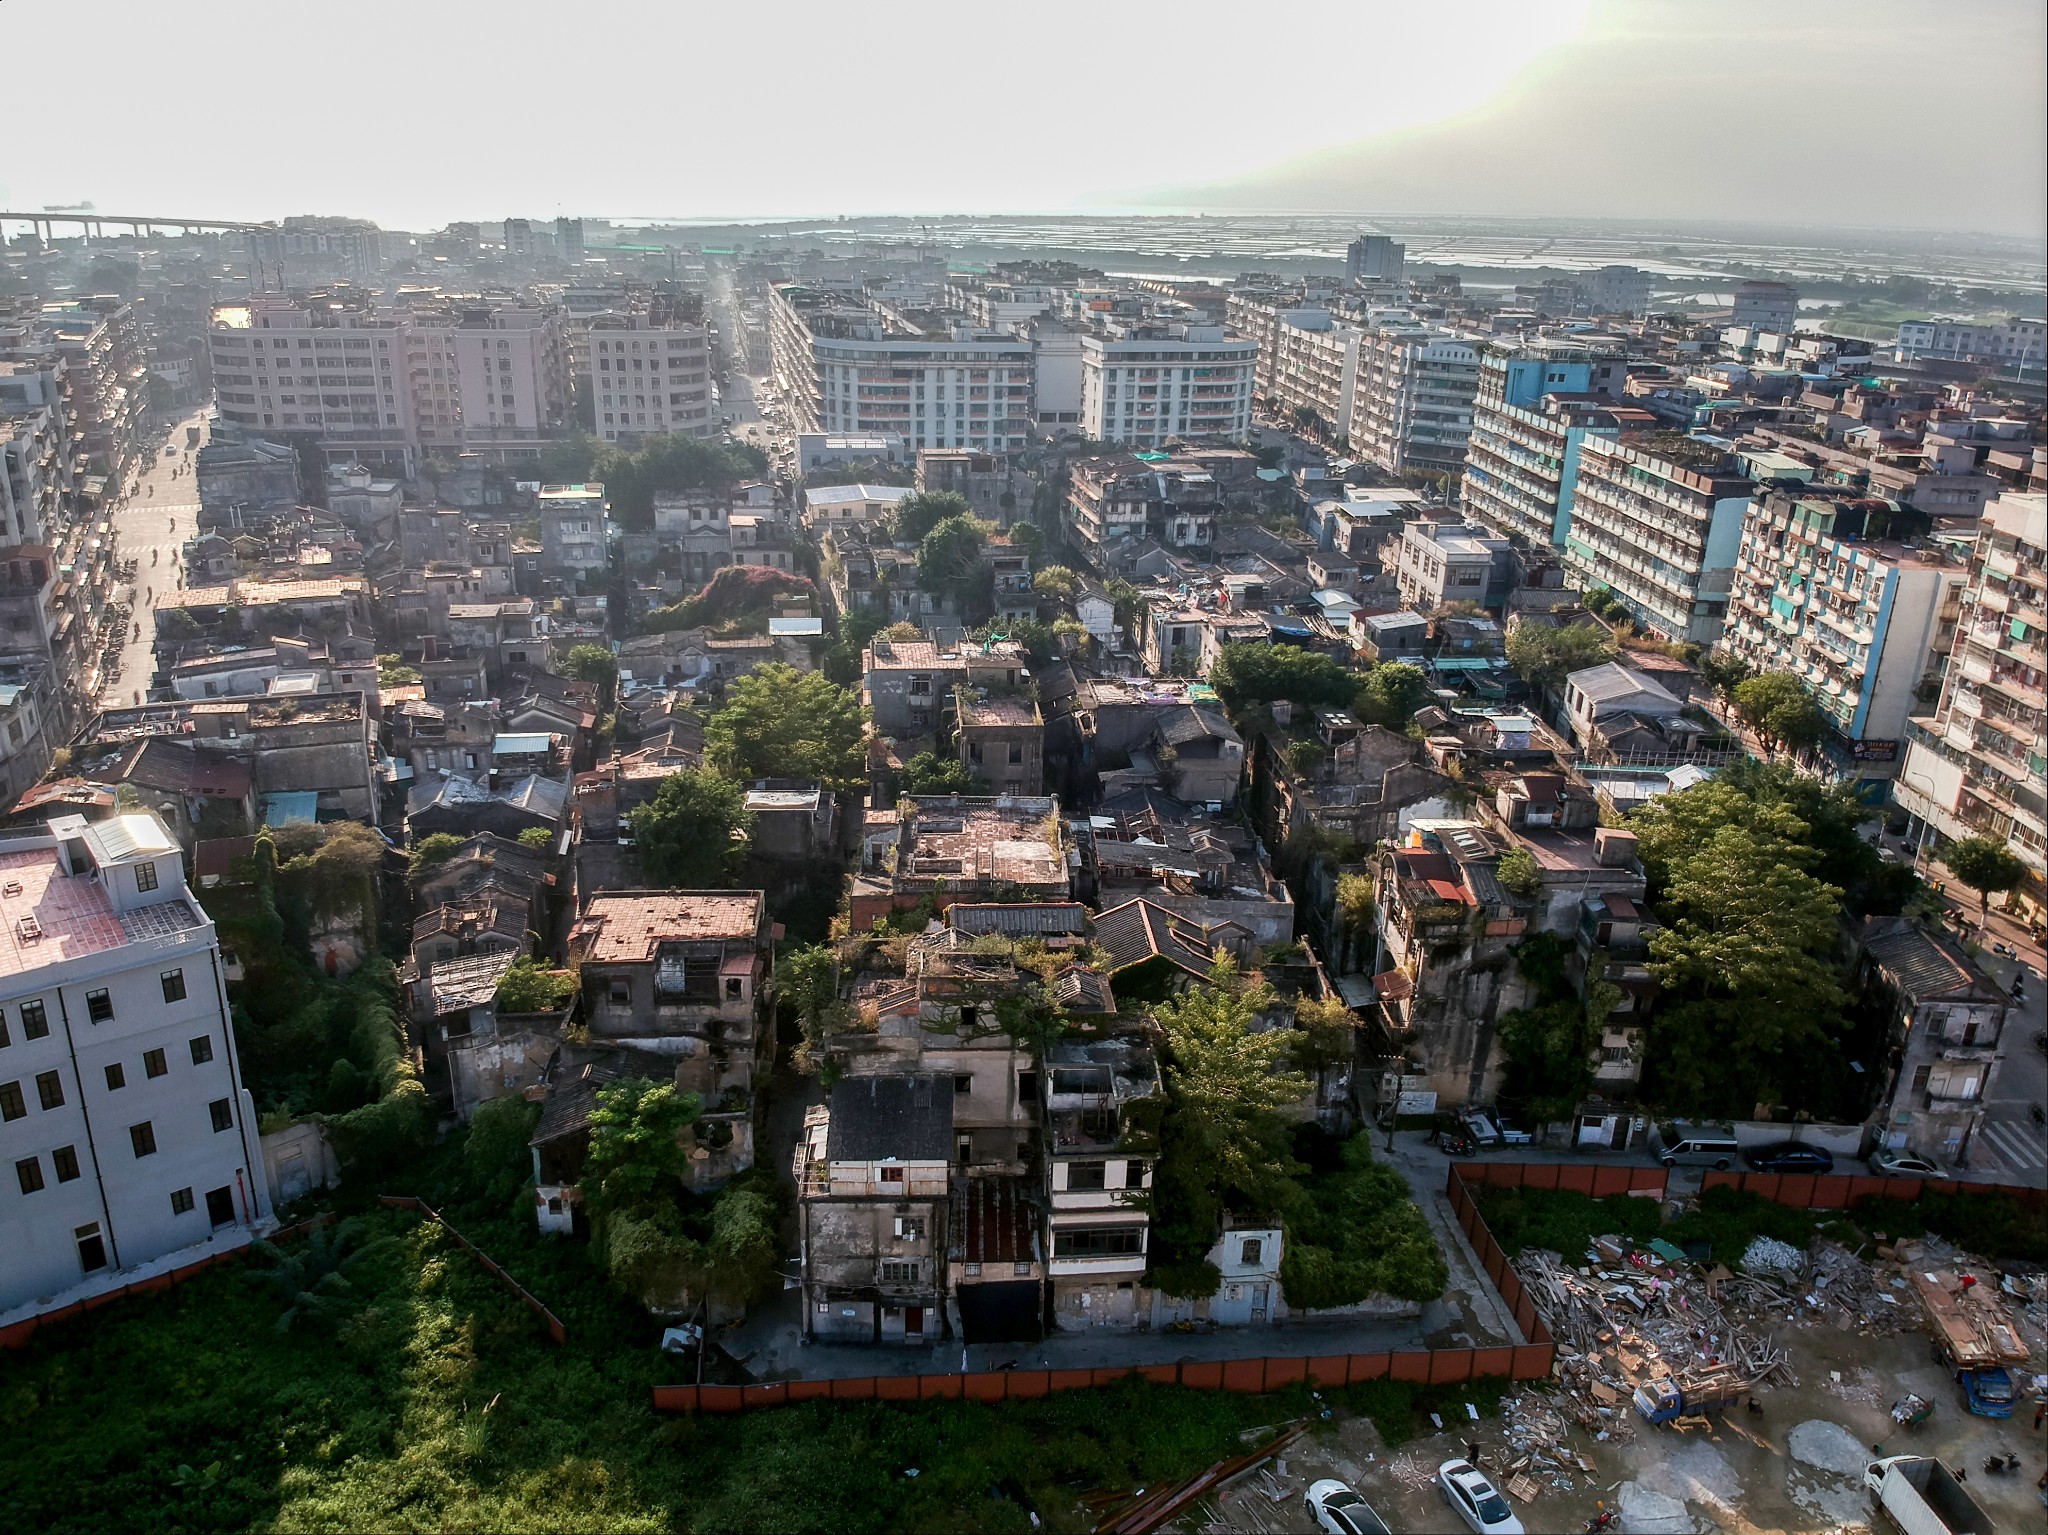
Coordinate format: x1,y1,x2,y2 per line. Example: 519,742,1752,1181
517,825,555,851
1032,565,1082,604
901,750,985,795
890,489,971,544
244,1220,395,1332
1289,995,1357,1076
1104,578,1148,637
1357,662,1430,727
1942,834,2028,922
1732,671,1826,757
629,768,754,886
1156,958,1309,1209
375,652,420,686
408,832,464,883
777,943,852,1045
561,643,619,707
463,1095,541,1203
581,1078,702,1217
916,515,992,611
1495,846,1543,899
1284,740,1324,779
494,959,576,1014
1496,999,1597,1130
1505,622,1615,696
1209,641,1357,710
706,664,866,790
1696,649,1753,702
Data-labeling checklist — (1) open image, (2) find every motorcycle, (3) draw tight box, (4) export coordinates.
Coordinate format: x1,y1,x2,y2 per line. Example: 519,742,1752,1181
1983,1453,2019,1475
1583,1508,1619,1533
1441,1133,1479,1158
2030,1103,2044,1127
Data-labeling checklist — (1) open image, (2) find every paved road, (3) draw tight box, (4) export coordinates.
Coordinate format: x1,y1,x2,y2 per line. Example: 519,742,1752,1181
98,408,209,708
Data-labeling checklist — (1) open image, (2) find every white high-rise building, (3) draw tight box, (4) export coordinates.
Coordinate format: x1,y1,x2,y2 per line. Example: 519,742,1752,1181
770,284,1033,454
1351,319,1481,476
0,811,269,1315
1078,325,1255,448
1590,266,1653,318
1346,234,1405,285
585,291,714,445
207,298,417,474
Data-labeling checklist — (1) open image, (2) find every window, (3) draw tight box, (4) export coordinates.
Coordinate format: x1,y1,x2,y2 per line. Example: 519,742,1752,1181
1051,1226,1143,1259
608,979,631,1007
1240,1237,1264,1266
210,1098,234,1133
953,1074,973,1096
162,970,187,1004
189,1036,214,1066
0,1081,20,1120
130,1122,157,1158
171,1187,195,1215
1065,1161,1108,1192
36,1071,63,1110
16,1156,44,1194
878,1260,920,1284
53,1145,79,1182
963,1261,983,1278
75,1224,107,1273
895,1216,926,1241
86,990,113,1024
134,862,159,893
21,999,47,1039
1015,1261,1034,1277
105,1062,126,1091
880,1165,905,1184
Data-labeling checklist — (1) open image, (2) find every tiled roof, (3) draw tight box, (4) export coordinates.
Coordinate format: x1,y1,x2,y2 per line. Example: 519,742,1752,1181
0,847,206,981
574,890,764,960
118,736,251,798
825,1072,953,1162
948,902,1088,937
1862,915,1995,1002
1091,897,1219,980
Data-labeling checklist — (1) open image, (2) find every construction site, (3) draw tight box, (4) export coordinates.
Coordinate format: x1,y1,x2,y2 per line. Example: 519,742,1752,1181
1092,1174,2047,1535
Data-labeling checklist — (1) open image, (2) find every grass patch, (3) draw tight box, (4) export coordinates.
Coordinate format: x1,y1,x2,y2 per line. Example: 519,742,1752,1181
1476,1185,1842,1265
1850,1189,2048,1266
0,1133,1328,1534
1328,1376,1511,1448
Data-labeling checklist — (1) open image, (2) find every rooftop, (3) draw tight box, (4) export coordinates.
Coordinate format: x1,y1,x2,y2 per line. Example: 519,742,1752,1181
573,890,764,961
0,840,206,981
824,1072,954,1163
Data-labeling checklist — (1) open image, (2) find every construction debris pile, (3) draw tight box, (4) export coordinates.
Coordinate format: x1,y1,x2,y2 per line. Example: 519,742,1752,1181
1495,1393,1598,1501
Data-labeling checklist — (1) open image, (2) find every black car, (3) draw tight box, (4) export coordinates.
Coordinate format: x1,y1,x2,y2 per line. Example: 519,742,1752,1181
1743,1140,1834,1174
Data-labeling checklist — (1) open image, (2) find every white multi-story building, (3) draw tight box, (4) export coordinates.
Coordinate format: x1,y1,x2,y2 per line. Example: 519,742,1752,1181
1590,266,1653,318
1730,281,1798,333
446,306,570,458
207,298,417,474
769,284,1034,454
1721,489,1967,783
1077,324,1255,448
1267,311,1361,440
1350,320,1481,476
1892,491,2048,918
1346,234,1405,285
0,810,268,1316
584,292,713,445
1895,317,2045,370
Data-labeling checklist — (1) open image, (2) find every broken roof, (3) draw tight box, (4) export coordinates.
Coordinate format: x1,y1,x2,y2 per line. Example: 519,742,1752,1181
949,1174,1037,1266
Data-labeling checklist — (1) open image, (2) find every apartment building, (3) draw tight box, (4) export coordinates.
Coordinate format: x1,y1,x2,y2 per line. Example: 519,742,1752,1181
537,483,608,583
1394,520,1509,613
1077,325,1255,447
40,300,150,480
1891,492,2048,916
584,290,713,444
1459,341,1630,549
1590,266,1654,318
1063,454,1221,568
1265,310,1361,439
769,284,1033,454
1345,234,1405,285
1896,317,2045,370
1730,281,1799,333
426,304,570,459
1563,435,1754,646
207,298,417,474
1721,489,1967,781
0,811,268,1316
1350,320,1481,476
1042,1038,1161,1330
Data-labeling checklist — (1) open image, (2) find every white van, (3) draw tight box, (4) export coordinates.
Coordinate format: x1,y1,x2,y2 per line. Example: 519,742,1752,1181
1647,1121,1740,1170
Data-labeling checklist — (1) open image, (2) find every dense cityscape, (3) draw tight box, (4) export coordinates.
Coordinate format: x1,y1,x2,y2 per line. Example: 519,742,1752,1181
1,11,2046,1533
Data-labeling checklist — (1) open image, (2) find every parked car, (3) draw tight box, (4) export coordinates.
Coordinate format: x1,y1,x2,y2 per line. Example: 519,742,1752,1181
1868,1149,1947,1179
1437,1460,1525,1535
1647,1120,1740,1170
1743,1141,1834,1174
1305,1479,1391,1535
1461,1112,1502,1149
1492,1114,1534,1147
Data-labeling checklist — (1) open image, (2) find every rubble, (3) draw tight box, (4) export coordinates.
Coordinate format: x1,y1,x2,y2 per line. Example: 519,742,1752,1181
1738,1236,1802,1278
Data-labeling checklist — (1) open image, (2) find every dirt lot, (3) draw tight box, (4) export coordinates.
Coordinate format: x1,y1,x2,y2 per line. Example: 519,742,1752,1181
1189,1323,2044,1534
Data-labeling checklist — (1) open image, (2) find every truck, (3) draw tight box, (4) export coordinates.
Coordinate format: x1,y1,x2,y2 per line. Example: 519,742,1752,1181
185,424,201,448
1910,1270,2028,1417
1631,1370,1750,1427
1863,1455,1995,1535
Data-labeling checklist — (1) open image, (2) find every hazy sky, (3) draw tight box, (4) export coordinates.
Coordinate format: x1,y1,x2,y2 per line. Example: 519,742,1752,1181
1,0,2041,238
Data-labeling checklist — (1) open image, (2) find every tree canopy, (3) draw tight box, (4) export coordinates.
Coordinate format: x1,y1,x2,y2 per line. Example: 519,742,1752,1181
1732,671,1826,757
890,489,971,544
561,644,618,706
1155,958,1308,1210
705,664,867,790
1357,663,1431,727
1032,565,1082,604
494,959,576,1015
900,750,985,796
1209,642,1356,711
1942,834,2028,920
581,1078,702,1217
555,434,768,532
628,768,754,886
916,515,992,613
1506,622,1615,695
642,565,815,634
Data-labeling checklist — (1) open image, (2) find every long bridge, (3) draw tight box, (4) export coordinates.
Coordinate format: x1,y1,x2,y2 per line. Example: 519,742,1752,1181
0,211,266,241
